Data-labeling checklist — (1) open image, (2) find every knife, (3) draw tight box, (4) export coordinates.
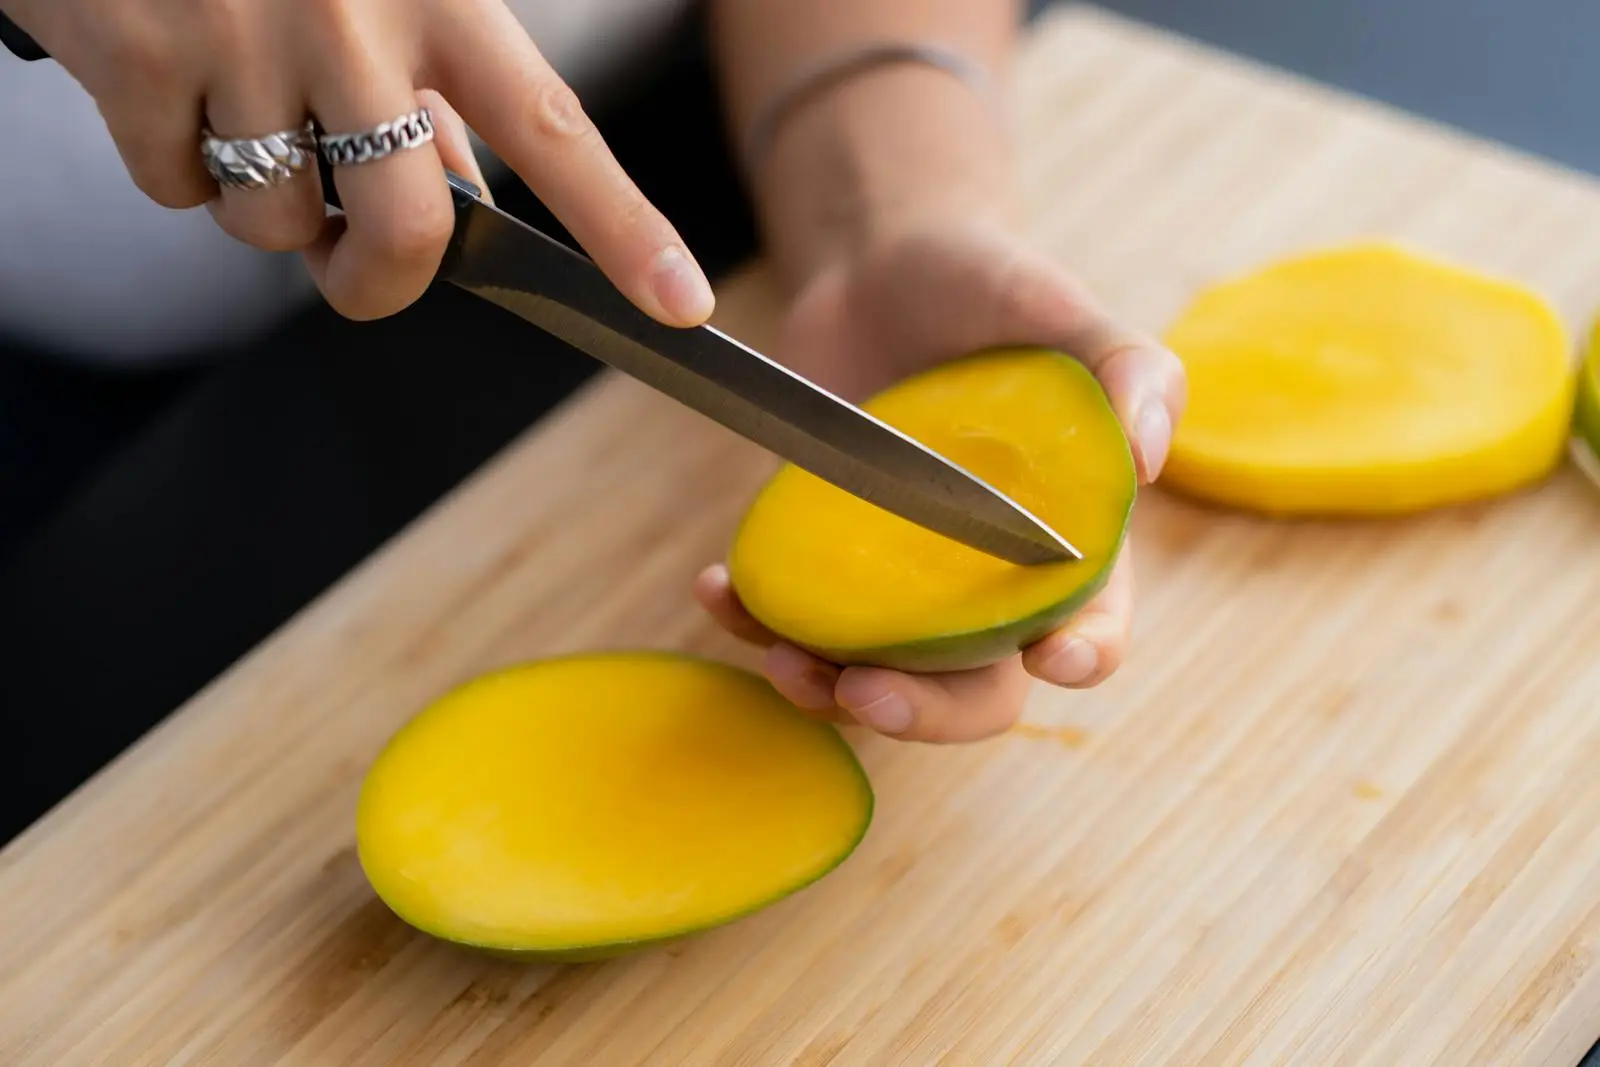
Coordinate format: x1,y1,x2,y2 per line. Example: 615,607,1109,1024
2,18,1079,566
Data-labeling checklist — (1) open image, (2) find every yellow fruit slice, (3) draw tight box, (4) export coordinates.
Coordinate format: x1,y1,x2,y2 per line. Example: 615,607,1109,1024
1162,242,1573,515
728,348,1136,673
1573,318,1600,486
356,653,872,960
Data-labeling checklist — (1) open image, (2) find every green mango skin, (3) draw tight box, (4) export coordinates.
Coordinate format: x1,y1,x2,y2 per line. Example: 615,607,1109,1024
382,789,872,964
794,517,1130,674
370,799,873,965
1574,338,1600,483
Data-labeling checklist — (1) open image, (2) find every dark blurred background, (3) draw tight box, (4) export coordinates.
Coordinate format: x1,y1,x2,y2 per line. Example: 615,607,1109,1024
2,0,1596,855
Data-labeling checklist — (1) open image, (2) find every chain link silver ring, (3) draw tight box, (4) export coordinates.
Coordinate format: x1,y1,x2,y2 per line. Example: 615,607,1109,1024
201,120,317,191
317,107,435,167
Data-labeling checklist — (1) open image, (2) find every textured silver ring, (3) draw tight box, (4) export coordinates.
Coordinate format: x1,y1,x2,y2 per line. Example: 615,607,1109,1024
201,121,317,191
317,107,435,167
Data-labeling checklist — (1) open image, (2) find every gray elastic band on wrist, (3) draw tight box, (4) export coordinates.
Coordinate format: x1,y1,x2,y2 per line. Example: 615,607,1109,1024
740,41,997,176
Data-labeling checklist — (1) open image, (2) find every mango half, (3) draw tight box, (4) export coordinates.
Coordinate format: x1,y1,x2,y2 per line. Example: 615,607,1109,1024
356,653,873,961
728,348,1137,673
1161,242,1574,516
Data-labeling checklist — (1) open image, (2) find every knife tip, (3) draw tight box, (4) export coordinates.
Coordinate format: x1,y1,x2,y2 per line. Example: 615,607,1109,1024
1051,533,1085,564
1014,521,1082,566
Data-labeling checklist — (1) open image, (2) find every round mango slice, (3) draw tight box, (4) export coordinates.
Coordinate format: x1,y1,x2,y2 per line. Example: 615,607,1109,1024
1162,242,1573,516
356,653,873,960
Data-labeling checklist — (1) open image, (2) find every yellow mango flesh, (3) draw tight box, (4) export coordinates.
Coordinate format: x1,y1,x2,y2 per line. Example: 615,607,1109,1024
728,349,1136,673
356,653,872,959
1574,319,1600,486
1163,242,1573,515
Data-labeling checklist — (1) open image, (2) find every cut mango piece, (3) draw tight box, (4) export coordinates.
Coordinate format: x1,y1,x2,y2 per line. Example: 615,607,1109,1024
728,348,1136,673
1162,242,1573,515
1574,318,1600,487
356,653,872,960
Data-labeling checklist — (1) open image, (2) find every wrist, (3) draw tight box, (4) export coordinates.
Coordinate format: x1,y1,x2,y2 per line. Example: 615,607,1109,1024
745,60,1020,291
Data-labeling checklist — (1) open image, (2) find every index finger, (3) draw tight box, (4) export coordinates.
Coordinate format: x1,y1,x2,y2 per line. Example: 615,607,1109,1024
428,0,715,328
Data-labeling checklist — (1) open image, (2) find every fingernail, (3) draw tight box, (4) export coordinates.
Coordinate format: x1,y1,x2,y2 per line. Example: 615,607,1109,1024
847,692,914,735
1137,397,1172,480
651,246,715,324
1045,638,1098,686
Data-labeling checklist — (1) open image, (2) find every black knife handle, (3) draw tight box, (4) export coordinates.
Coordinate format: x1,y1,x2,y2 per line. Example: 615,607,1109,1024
0,13,482,211
0,11,48,60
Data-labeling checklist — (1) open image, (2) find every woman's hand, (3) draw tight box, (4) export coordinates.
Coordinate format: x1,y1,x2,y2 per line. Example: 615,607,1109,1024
0,0,715,325
694,220,1185,743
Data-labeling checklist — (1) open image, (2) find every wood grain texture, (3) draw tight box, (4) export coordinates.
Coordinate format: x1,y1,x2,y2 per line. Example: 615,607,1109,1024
6,6,1600,1064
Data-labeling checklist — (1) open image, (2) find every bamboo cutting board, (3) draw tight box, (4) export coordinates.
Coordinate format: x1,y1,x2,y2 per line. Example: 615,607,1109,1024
6,5,1600,1064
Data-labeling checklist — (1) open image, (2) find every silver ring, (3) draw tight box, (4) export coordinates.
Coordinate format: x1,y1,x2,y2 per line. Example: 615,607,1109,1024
201,121,316,191
317,107,435,167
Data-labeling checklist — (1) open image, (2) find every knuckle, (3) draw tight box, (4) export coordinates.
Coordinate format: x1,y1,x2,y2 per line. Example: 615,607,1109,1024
296,0,368,72
197,0,252,56
124,159,212,210
609,187,648,231
365,192,455,266
597,187,666,256
993,254,1091,335
71,8,182,97
526,78,593,143
297,0,357,40
92,20,169,81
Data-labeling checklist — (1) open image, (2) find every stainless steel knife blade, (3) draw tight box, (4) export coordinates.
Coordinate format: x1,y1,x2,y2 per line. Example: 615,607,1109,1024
449,180,1084,565
435,185,1079,566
